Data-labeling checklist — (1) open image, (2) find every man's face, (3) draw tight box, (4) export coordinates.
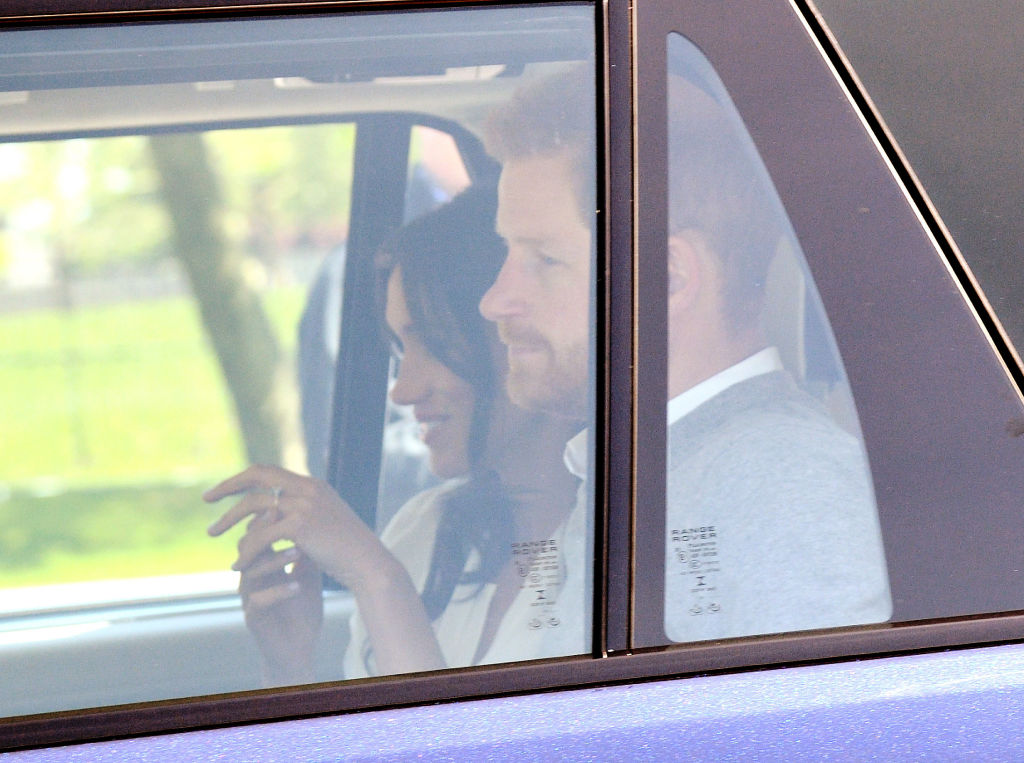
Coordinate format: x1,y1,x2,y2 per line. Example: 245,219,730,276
479,150,592,418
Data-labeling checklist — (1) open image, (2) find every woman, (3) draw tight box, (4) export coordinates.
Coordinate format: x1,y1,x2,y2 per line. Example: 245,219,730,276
205,186,582,684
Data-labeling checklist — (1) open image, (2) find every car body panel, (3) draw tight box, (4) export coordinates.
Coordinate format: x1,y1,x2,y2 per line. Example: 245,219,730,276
12,640,1024,760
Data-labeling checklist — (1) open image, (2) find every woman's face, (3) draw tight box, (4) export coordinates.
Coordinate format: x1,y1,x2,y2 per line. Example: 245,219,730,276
385,268,477,479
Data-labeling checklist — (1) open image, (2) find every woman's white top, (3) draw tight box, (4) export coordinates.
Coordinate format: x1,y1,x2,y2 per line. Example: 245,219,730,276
342,481,587,678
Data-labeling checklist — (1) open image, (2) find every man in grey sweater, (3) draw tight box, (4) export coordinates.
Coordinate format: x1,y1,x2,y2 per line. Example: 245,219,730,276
662,43,891,641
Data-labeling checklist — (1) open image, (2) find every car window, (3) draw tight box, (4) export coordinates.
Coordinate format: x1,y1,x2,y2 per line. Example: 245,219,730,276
0,4,596,716
0,120,359,713
659,34,889,643
631,0,1024,649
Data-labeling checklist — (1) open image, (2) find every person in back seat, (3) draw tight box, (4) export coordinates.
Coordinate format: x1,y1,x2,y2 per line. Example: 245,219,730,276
657,64,891,641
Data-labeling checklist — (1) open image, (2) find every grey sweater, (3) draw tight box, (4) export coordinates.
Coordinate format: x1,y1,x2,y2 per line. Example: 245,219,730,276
664,371,892,642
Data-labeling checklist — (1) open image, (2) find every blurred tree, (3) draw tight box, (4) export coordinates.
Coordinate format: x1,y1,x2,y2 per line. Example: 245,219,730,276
148,133,302,468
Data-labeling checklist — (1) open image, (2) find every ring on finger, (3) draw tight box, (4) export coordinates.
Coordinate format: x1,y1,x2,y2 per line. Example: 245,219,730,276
272,485,283,509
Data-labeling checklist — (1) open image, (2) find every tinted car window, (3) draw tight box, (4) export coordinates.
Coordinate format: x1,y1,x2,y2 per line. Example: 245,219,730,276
632,0,1024,648
661,34,889,643
0,4,596,716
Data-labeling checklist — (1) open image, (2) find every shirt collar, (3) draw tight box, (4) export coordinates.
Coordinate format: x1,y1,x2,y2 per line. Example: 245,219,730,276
667,346,783,427
563,428,589,480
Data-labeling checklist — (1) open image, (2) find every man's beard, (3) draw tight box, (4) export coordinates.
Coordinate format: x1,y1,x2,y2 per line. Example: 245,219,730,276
502,333,588,419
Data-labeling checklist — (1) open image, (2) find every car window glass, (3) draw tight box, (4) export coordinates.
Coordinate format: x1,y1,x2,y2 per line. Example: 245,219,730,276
0,4,596,717
0,121,356,714
660,33,890,643
634,0,1024,649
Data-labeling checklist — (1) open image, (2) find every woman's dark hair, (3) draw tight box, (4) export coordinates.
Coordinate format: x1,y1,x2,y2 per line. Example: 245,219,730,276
375,184,514,622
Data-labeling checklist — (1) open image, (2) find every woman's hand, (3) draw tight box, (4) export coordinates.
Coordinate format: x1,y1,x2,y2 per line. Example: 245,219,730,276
234,510,323,685
206,464,446,676
205,465,391,593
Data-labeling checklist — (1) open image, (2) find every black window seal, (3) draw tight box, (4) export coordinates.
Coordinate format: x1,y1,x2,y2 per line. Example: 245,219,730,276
598,0,634,658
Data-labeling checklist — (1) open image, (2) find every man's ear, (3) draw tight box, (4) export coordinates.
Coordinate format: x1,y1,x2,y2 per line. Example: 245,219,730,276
668,232,702,306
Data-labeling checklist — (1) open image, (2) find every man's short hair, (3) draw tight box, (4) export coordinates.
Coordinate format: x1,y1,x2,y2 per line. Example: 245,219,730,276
668,74,783,333
485,63,596,223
